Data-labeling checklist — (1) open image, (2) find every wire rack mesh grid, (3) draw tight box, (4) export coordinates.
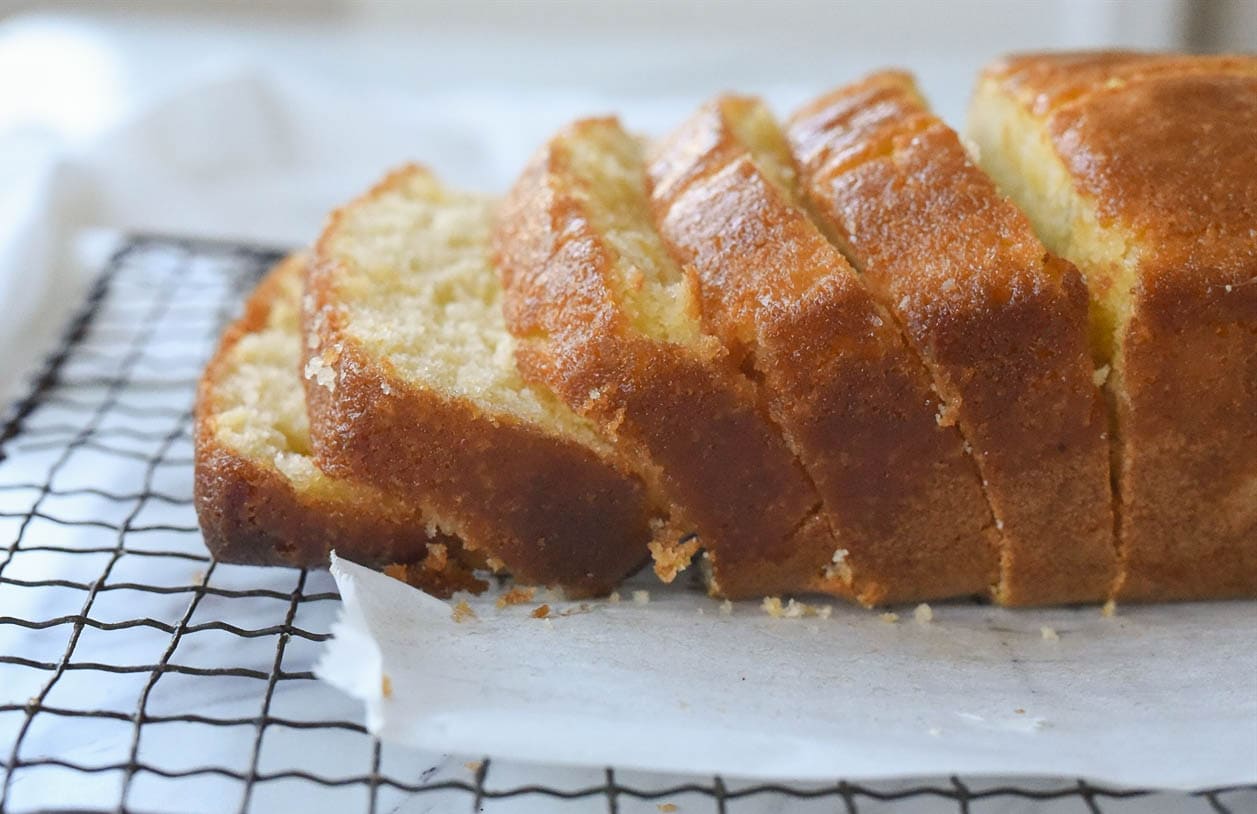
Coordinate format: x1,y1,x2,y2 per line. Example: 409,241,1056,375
0,234,1253,814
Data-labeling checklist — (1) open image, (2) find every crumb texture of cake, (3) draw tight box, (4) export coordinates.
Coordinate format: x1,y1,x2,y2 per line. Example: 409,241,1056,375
647,95,997,605
969,52,1257,601
193,254,486,597
303,165,654,597
493,116,844,600
787,72,1116,606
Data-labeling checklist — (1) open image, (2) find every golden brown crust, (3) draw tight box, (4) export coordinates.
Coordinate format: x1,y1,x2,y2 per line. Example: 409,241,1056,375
493,117,843,600
987,53,1257,283
788,73,1116,605
647,98,997,604
304,166,652,598
193,256,486,597
979,53,1257,600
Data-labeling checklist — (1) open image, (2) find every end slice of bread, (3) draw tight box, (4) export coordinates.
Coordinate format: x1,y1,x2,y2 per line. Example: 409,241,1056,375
969,52,1257,601
648,96,997,605
788,72,1116,605
494,117,844,600
194,254,487,597
303,165,653,598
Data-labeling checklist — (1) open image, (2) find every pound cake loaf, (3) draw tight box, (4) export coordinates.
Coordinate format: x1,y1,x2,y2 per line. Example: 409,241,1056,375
494,117,845,600
302,165,654,598
647,96,996,605
788,72,1116,605
969,52,1257,601
194,253,486,597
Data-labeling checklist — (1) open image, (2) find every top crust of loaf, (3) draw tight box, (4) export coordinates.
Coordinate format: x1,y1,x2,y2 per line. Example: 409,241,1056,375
193,254,487,596
982,52,1257,283
971,53,1257,600
647,96,997,604
789,72,1116,605
494,117,843,599
303,164,653,597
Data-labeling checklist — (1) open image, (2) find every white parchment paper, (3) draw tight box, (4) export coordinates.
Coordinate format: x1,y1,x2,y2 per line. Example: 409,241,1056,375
317,555,1257,790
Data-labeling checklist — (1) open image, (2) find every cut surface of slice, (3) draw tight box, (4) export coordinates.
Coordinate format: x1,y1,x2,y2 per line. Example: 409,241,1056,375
194,254,486,597
648,95,997,605
789,72,1115,605
304,165,653,598
494,117,843,599
969,52,1257,600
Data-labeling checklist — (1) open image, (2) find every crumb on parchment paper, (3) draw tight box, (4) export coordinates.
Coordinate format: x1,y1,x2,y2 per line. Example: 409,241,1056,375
657,804,679,812
496,586,536,608
649,536,700,582
719,600,733,616
1102,599,1117,617
880,612,899,624
465,760,482,773
1041,625,1059,641
914,603,933,624
531,604,551,619
633,590,651,605
451,600,476,623
380,674,392,699
761,597,831,618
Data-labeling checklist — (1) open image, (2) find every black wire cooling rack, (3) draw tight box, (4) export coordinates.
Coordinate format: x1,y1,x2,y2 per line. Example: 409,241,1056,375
0,234,1254,814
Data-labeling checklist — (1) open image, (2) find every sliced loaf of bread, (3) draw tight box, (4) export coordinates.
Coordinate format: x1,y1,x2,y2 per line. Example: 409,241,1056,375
648,96,997,605
788,73,1115,605
969,53,1257,600
302,165,654,598
493,117,844,599
194,253,486,597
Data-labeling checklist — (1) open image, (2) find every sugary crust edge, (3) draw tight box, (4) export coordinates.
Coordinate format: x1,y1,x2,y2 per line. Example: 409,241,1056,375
193,256,487,597
647,97,998,604
974,53,1257,600
304,165,653,598
788,72,1117,605
493,120,849,600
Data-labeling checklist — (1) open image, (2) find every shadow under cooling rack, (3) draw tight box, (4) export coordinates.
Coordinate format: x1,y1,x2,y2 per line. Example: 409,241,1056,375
0,234,1252,814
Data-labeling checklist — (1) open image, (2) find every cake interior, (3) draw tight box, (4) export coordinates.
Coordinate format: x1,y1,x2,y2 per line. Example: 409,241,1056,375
321,168,606,450
967,79,1138,371
560,120,704,347
213,259,344,496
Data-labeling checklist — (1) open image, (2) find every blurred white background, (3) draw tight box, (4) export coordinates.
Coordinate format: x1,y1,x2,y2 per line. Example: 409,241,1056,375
0,0,1254,402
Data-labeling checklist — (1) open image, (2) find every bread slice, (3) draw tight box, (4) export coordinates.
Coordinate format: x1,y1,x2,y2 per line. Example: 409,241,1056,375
788,73,1116,605
302,165,653,598
969,52,1257,601
493,117,845,600
194,254,486,597
647,96,997,605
